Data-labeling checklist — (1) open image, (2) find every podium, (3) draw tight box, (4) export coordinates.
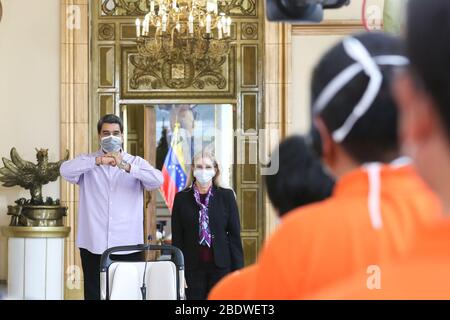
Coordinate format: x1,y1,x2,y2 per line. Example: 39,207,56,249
1,226,70,300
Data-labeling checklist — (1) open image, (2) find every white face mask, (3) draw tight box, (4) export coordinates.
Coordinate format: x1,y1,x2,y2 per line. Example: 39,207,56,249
194,169,215,186
100,135,122,153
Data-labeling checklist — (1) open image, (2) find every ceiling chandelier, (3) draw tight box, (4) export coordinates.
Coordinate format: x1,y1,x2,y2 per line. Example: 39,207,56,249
135,0,233,63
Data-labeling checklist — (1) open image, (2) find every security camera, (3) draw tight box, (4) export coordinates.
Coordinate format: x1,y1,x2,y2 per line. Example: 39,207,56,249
266,0,351,23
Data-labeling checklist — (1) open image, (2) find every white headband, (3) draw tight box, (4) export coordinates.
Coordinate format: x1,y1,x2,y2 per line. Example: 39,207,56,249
312,37,410,143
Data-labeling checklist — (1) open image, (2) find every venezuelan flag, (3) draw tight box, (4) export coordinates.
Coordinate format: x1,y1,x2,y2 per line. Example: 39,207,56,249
161,123,187,211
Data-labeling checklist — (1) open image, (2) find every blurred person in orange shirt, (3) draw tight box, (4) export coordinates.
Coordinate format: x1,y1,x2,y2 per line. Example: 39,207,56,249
310,0,450,300
250,32,442,300
208,136,335,300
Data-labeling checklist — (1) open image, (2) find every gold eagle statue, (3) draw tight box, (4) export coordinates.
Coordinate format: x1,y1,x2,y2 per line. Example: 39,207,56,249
0,148,69,205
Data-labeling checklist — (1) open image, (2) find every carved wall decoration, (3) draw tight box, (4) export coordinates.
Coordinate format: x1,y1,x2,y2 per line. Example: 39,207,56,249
99,23,116,40
101,0,148,16
121,46,236,99
241,22,258,40
220,0,257,16
91,0,263,266
100,0,256,17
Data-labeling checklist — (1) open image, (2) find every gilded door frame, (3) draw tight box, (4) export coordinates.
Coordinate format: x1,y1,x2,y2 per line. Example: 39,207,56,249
90,1,266,268
60,0,365,299
60,0,266,300
60,0,90,300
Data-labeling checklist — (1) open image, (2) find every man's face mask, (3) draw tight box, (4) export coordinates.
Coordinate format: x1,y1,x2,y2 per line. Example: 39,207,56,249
101,135,122,153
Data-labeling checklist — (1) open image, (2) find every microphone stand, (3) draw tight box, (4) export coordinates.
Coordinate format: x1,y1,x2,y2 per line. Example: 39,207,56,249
141,235,152,300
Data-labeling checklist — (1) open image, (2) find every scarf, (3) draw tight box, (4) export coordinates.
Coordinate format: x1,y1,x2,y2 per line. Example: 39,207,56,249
193,184,213,247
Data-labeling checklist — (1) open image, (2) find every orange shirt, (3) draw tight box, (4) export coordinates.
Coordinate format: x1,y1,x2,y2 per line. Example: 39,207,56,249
309,219,450,300
251,165,442,299
208,264,258,300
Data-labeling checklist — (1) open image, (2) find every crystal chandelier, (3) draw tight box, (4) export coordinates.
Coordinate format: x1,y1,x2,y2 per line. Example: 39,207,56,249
135,0,233,63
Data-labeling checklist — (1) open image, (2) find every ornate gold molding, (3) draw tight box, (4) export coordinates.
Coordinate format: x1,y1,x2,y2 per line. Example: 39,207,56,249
100,0,257,17
221,0,257,16
1,226,71,239
60,0,90,300
130,55,228,90
99,23,116,40
101,0,148,16
274,23,290,140
91,0,265,268
121,45,236,99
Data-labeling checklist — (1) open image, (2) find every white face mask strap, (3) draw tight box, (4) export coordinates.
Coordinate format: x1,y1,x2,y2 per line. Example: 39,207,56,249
332,37,383,142
312,55,409,116
312,37,410,143
313,63,363,115
390,156,412,168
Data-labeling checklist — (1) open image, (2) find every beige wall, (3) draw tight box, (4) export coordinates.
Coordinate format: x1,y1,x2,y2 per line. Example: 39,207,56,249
0,0,60,281
289,0,384,135
290,35,343,134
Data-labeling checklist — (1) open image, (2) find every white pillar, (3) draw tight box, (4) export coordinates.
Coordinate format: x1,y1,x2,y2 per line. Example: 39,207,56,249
2,226,70,300
215,104,234,188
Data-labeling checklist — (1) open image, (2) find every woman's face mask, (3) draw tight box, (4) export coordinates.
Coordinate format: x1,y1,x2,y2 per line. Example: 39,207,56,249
100,135,123,153
194,168,216,186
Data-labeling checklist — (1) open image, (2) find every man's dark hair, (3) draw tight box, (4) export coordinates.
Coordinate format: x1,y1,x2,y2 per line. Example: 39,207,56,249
97,114,124,134
311,32,405,164
407,0,450,140
265,135,335,217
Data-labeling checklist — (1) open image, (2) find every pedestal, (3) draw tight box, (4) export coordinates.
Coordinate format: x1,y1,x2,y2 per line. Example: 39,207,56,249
1,226,70,300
